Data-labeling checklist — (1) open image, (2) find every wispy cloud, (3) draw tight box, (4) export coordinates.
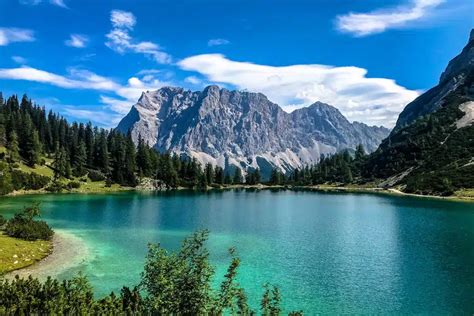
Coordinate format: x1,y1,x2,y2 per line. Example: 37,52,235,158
0,66,120,91
0,64,171,125
178,54,420,127
0,27,35,46
19,0,68,8
63,108,123,127
106,10,172,64
184,76,202,85
208,38,230,47
65,34,89,48
49,0,67,8
11,56,28,64
336,0,444,37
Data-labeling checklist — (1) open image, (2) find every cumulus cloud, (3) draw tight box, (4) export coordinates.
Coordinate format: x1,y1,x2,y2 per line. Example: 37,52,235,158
178,54,419,127
0,27,35,46
208,38,230,47
65,34,88,48
336,0,444,36
11,56,28,64
106,10,172,64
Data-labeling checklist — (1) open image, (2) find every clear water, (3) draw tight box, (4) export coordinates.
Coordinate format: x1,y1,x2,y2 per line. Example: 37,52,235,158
0,190,473,314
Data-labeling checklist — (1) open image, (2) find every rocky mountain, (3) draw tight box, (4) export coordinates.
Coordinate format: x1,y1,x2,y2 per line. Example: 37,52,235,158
394,29,474,131
117,85,389,175
365,29,474,195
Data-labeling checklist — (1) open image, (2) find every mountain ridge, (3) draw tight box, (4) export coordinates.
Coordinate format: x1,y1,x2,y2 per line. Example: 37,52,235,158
117,85,390,175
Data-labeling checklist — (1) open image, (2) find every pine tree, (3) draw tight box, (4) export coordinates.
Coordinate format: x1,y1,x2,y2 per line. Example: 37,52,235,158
73,141,87,176
6,131,20,162
136,135,152,177
204,163,214,184
224,172,232,185
214,166,224,185
233,167,243,184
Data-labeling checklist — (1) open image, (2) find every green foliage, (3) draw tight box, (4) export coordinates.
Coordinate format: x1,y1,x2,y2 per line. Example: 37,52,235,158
4,204,54,241
10,169,50,191
233,166,244,184
87,169,106,182
288,147,366,186
0,274,145,315
66,181,81,190
0,215,6,227
0,161,13,195
0,230,302,315
246,168,261,185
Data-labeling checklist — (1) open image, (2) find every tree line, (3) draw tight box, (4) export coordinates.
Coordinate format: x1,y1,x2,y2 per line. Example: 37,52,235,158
0,93,252,193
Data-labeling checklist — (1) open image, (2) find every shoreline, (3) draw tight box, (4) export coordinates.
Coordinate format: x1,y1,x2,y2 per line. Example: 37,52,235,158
4,230,90,280
4,183,474,203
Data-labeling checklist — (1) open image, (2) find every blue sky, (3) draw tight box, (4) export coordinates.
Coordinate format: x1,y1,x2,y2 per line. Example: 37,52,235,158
0,0,472,127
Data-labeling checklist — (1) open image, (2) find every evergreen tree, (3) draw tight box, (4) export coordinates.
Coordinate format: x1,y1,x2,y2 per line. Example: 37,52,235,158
204,163,214,185
224,172,232,185
73,141,87,177
233,167,243,184
6,131,20,163
136,135,152,177
214,166,224,185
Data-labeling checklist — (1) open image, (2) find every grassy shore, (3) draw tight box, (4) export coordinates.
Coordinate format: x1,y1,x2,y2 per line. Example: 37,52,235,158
0,233,52,274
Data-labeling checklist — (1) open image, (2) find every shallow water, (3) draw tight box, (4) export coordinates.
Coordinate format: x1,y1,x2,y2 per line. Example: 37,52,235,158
1,190,473,314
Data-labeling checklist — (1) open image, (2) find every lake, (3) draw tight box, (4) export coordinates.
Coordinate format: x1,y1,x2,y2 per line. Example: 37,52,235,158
0,190,473,314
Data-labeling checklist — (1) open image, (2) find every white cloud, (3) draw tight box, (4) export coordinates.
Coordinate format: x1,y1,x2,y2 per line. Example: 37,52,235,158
49,0,67,8
208,38,230,47
110,10,136,29
0,66,120,91
178,54,420,127
63,108,123,127
0,64,172,125
0,27,35,46
19,0,68,8
11,56,28,64
184,76,202,85
65,34,88,48
106,10,172,64
336,0,444,36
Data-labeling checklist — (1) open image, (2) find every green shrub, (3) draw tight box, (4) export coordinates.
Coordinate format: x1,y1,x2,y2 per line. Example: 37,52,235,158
0,215,6,227
88,169,106,182
66,181,81,190
46,180,63,192
10,170,50,191
4,204,54,241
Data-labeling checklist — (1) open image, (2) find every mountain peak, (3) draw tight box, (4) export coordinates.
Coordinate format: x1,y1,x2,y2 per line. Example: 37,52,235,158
117,85,390,175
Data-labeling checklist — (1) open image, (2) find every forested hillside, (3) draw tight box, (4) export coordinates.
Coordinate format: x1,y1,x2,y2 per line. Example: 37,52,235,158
0,94,246,194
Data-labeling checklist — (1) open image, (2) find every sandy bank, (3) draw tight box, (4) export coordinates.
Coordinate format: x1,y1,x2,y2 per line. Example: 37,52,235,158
5,230,89,280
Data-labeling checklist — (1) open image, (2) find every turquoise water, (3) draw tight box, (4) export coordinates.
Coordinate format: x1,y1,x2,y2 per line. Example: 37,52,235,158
0,190,473,314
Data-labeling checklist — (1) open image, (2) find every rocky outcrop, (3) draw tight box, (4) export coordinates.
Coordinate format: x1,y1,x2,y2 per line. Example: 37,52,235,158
394,29,474,131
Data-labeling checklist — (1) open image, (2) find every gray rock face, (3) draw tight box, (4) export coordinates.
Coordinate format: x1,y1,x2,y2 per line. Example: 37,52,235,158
394,28,474,131
117,85,390,174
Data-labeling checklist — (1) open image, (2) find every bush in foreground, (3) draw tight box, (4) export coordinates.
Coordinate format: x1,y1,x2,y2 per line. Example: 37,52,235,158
0,230,302,315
